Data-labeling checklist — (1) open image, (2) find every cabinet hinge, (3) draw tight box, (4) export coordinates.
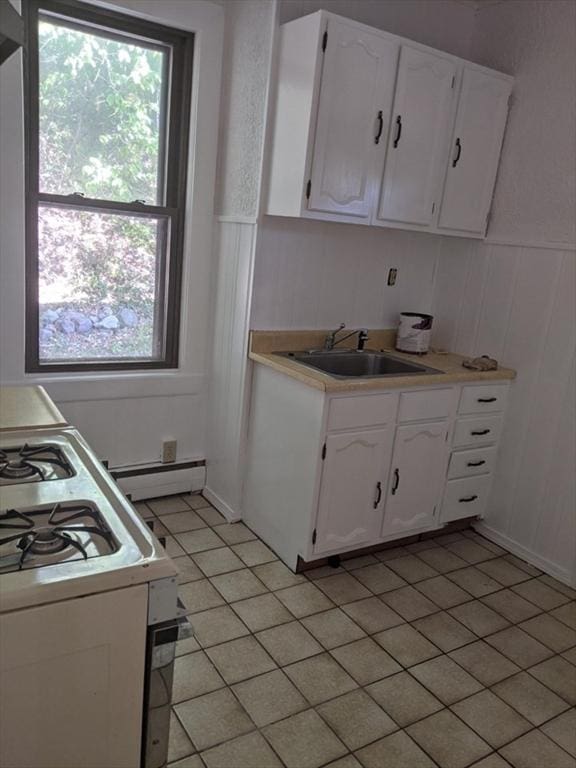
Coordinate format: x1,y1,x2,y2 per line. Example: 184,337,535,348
312,528,317,545
321,442,326,460
306,179,312,200
322,30,328,52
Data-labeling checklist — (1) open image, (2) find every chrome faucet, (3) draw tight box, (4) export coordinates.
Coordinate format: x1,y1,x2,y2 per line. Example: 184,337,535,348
323,323,345,350
323,324,369,351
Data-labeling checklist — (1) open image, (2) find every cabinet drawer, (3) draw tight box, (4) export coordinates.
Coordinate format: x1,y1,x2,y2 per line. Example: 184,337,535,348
448,446,497,479
459,384,508,415
327,393,398,431
398,388,455,423
453,415,503,447
441,475,491,523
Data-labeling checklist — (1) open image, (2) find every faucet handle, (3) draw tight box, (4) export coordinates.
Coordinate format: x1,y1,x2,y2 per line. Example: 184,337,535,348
358,329,369,350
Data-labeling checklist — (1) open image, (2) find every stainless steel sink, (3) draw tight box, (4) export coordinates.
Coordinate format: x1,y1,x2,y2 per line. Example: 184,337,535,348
274,350,442,379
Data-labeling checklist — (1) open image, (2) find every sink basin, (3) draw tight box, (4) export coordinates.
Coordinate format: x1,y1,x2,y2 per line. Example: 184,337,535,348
275,350,442,379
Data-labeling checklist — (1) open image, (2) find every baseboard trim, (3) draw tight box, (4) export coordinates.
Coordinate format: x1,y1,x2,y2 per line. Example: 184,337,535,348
474,521,575,587
115,464,205,501
203,486,241,522
112,459,205,479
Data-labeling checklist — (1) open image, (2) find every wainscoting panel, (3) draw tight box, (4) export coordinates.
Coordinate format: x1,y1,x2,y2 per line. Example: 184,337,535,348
205,220,257,519
432,242,576,584
251,217,442,330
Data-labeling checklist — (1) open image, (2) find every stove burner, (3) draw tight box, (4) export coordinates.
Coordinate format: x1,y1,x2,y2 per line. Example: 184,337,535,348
2,458,42,479
0,444,74,484
26,527,70,555
0,503,115,570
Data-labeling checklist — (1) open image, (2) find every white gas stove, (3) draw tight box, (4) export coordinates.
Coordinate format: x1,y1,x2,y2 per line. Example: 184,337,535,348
0,427,187,768
0,428,176,612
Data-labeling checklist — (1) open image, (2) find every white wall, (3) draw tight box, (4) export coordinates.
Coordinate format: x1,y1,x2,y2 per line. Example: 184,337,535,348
470,0,575,244
0,0,224,468
252,218,441,330
431,0,576,584
279,0,477,59
215,0,276,217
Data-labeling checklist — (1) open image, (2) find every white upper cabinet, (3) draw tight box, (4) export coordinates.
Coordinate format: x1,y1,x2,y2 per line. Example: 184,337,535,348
314,428,392,555
266,10,513,239
376,47,457,227
437,67,512,235
307,20,398,219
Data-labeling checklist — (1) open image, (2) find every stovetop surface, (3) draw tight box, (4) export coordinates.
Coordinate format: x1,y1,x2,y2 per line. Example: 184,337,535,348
0,443,75,486
0,502,118,574
0,428,176,612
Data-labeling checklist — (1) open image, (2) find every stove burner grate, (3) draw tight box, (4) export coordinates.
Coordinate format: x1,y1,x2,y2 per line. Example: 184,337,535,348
0,503,115,569
0,444,74,483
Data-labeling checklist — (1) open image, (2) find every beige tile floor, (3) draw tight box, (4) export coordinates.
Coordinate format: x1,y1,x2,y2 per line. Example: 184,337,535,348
134,495,576,768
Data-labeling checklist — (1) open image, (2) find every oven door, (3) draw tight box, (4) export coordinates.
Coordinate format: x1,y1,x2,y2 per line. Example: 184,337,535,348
142,611,193,768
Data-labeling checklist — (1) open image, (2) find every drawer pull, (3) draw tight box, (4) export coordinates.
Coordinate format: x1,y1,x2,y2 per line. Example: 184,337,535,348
391,468,400,495
467,460,486,467
471,429,490,436
459,495,478,503
374,481,382,509
477,397,497,403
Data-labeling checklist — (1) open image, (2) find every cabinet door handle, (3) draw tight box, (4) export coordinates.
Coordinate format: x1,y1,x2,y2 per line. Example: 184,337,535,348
477,397,497,403
467,460,486,467
373,481,382,508
459,495,478,503
374,110,384,144
391,468,400,495
393,115,402,148
471,429,490,436
452,137,462,167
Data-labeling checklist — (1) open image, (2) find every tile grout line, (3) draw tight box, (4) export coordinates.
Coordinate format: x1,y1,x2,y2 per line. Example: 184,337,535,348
143,497,575,768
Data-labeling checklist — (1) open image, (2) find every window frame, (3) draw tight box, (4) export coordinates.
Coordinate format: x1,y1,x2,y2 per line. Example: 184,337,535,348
24,0,194,372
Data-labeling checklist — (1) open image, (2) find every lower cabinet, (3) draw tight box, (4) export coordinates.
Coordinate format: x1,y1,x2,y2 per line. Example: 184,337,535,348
314,428,393,555
382,421,449,536
243,364,510,570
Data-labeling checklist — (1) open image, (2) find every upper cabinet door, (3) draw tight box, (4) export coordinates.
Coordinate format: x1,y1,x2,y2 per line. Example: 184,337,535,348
377,46,457,227
307,21,399,219
381,421,448,537
314,428,392,555
438,67,512,234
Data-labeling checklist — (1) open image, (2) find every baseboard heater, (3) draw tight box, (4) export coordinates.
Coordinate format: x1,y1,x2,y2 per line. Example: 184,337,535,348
111,460,206,501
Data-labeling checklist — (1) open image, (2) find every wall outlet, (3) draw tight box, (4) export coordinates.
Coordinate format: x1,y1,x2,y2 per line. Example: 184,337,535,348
161,440,177,464
387,268,398,286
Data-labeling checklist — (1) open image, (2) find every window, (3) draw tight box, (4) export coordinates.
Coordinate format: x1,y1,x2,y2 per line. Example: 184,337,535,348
25,0,193,371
